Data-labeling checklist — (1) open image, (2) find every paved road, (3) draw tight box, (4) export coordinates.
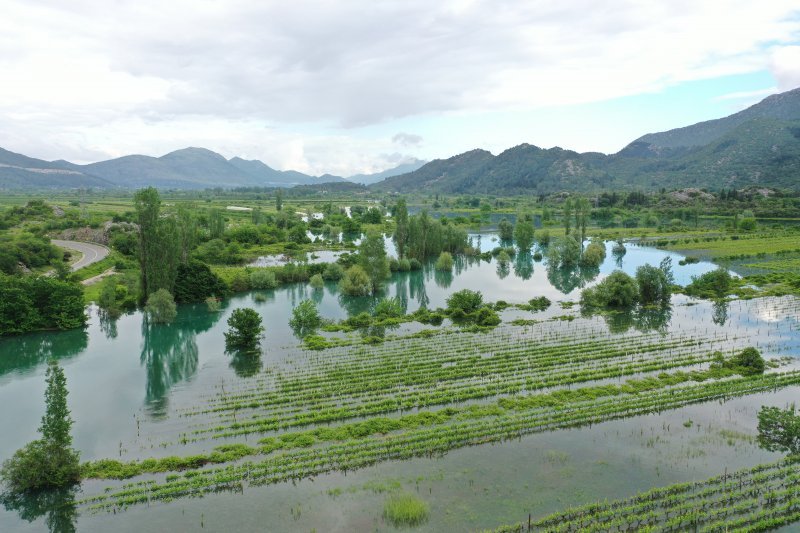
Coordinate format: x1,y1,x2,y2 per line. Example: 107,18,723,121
51,240,110,271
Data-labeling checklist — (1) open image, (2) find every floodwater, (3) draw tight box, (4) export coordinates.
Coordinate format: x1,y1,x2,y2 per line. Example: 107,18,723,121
1,236,798,532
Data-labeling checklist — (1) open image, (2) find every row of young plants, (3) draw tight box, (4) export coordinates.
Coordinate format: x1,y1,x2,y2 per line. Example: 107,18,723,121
485,456,800,532
80,370,800,510
181,327,746,440
82,363,773,481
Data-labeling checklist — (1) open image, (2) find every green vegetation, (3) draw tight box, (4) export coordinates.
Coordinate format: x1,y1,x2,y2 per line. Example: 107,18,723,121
0,361,80,492
0,275,85,336
435,251,454,271
144,288,177,324
383,492,429,527
487,457,800,532
757,405,800,455
289,300,321,338
224,308,263,352
339,265,372,296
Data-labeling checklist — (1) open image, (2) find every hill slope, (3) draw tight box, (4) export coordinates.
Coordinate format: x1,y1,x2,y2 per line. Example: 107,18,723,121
375,87,800,194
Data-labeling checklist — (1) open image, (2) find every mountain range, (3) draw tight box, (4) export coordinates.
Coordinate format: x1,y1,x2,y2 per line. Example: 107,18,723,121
2,87,799,192
0,146,423,190
375,87,800,193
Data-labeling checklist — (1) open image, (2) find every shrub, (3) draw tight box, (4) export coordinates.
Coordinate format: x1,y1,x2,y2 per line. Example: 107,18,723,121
205,296,221,312
224,308,264,352
339,265,372,296
408,258,423,270
289,300,321,337
435,252,454,271
685,267,733,299
174,261,228,303
581,241,606,268
473,307,501,327
398,258,411,272
729,347,765,376
375,297,403,319
581,270,639,308
309,273,324,289
446,289,483,314
321,263,344,281
249,268,278,290
230,272,251,292
528,296,551,312
145,289,177,323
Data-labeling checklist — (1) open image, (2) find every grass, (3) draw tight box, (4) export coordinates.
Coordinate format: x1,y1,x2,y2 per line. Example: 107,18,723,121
383,491,429,527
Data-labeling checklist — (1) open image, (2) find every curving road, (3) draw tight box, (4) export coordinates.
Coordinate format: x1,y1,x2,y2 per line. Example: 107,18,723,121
52,240,110,271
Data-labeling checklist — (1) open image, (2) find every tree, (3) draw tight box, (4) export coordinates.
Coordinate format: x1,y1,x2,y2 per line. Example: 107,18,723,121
208,209,225,239
145,289,177,324
757,405,800,455
275,189,283,212
563,199,573,236
289,300,321,338
358,231,390,294
0,361,80,492
135,188,180,299
224,308,264,352
547,236,581,268
574,197,590,244
729,347,765,376
580,240,606,268
393,199,409,258
636,264,671,305
514,215,535,251
498,218,514,241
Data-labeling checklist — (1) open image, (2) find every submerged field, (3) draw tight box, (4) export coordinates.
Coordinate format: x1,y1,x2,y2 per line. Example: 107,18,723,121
1,236,799,531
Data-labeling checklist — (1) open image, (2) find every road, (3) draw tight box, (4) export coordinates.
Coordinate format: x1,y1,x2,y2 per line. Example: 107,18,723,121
51,240,110,271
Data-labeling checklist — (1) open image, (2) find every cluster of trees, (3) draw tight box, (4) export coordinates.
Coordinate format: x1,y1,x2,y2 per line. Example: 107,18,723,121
0,275,86,336
394,207,468,261
580,258,674,309
0,233,64,275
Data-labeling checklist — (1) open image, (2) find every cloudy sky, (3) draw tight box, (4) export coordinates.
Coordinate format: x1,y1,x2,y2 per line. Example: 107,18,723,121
2,0,800,176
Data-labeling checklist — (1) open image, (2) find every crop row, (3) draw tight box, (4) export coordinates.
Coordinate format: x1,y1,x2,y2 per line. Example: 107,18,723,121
82,370,800,511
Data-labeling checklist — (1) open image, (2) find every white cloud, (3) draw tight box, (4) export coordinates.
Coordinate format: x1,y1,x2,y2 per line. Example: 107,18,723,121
0,0,798,174
770,45,800,90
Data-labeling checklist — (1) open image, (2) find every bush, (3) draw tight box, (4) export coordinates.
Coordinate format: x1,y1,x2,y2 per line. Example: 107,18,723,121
685,267,733,299
321,263,344,281
224,308,264,352
174,261,228,303
398,258,411,272
0,275,86,335
289,300,321,337
435,251,454,271
408,258,423,270
473,307,501,327
757,405,800,455
309,273,324,289
230,272,251,292
581,241,606,268
339,265,372,296
729,347,765,376
446,289,483,314
375,297,403,319
581,270,639,308
145,289,177,323
528,296,551,312
249,268,278,290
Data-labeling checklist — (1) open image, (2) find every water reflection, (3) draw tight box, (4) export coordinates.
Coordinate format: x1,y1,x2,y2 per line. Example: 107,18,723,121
496,259,510,279
546,264,600,294
584,304,673,334
98,311,118,340
229,352,262,378
140,307,223,417
712,299,729,326
0,329,88,379
1,487,77,533
513,252,534,280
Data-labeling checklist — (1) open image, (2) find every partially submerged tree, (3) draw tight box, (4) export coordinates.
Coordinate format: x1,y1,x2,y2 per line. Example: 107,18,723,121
144,288,177,324
224,308,264,352
1,361,80,492
757,405,800,455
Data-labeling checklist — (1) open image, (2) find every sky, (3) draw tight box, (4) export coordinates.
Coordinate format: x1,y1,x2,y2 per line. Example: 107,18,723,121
1,0,800,177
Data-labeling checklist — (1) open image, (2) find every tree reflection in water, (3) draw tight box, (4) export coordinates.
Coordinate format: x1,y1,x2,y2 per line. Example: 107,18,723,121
140,306,223,418
1,486,78,533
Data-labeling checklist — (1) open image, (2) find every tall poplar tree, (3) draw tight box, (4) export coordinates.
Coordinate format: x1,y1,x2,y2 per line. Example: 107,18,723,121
393,198,409,258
